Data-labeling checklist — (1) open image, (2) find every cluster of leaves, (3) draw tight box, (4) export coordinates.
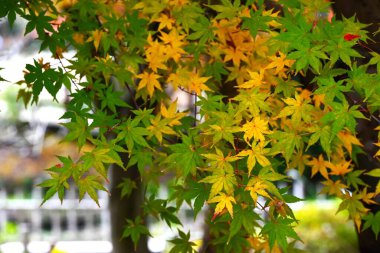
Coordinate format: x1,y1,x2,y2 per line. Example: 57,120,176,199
2,0,380,252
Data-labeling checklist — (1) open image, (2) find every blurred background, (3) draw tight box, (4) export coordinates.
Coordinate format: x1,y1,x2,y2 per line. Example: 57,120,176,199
0,4,373,252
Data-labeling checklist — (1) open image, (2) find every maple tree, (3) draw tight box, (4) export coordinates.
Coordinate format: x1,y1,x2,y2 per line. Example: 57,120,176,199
1,0,380,252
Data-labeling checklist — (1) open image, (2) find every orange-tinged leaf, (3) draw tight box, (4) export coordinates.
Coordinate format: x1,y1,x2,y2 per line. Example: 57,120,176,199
154,13,175,31
136,71,162,97
320,180,347,197
187,72,211,95
338,130,363,154
223,47,248,67
242,117,272,143
306,154,331,179
265,52,294,77
89,30,103,52
329,160,352,176
208,192,236,218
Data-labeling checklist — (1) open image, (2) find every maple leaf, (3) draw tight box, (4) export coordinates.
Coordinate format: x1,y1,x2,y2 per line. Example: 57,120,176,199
147,115,177,143
238,69,266,89
159,29,187,62
242,117,272,143
245,177,271,206
261,218,301,252
208,192,236,218
136,71,163,97
88,29,103,52
320,180,347,197
265,52,294,77
363,211,380,239
160,99,187,126
238,142,271,176
223,46,248,67
288,151,310,175
200,168,237,198
154,13,175,31
337,129,363,154
234,88,271,117
276,93,314,126
187,72,211,95
306,154,331,179
329,160,352,176
202,148,241,173
337,191,370,231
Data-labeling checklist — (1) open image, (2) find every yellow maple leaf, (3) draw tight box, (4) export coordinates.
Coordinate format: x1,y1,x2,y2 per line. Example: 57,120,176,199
306,154,331,179
329,160,352,176
136,71,162,97
223,46,248,67
242,117,272,143
337,130,363,154
276,93,314,125
238,142,271,176
208,192,236,218
200,169,237,198
147,115,177,143
153,13,175,31
187,72,211,95
238,69,266,89
358,188,377,205
265,52,294,78
245,178,271,206
160,99,187,126
145,35,168,72
88,29,103,51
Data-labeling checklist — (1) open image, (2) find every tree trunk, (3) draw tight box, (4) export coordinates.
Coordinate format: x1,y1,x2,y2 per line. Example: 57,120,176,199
332,1,380,251
109,164,149,253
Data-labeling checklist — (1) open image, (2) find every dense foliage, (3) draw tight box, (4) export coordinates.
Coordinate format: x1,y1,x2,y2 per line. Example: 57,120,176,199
1,0,380,252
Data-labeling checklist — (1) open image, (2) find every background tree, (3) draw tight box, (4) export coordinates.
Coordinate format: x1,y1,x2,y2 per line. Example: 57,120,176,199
1,0,379,252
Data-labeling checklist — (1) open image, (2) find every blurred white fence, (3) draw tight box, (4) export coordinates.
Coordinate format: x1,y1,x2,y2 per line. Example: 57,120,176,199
0,181,110,244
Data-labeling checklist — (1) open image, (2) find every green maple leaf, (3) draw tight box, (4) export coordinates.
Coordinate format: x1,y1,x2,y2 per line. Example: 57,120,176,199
363,211,380,239
270,130,302,163
287,45,328,73
276,13,312,50
38,156,74,205
207,0,243,20
321,100,366,137
325,37,363,68
261,218,301,252
307,125,333,155
122,216,151,250
168,230,197,253
24,11,54,38
78,175,108,207
242,9,272,37
187,15,215,45
62,114,90,149
117,118,151,153
173,2,204,33
167,134,203,177
228,205,261,242
117,178,137,198
182,180,208,219
99,85,130,113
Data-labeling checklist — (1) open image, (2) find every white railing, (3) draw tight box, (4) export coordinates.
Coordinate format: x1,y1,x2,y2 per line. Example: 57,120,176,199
0,181,110,245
